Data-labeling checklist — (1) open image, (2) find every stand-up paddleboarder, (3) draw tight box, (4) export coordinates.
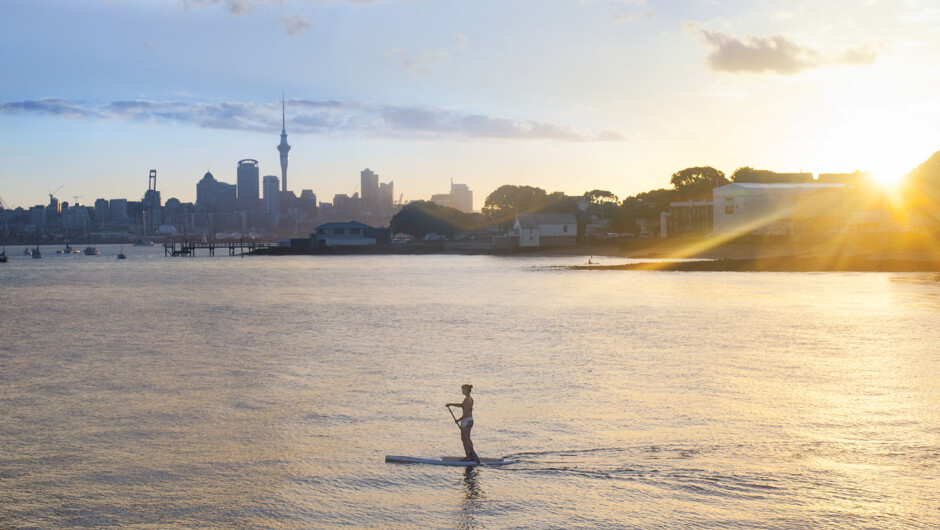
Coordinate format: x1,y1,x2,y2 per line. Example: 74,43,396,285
446,384,480,463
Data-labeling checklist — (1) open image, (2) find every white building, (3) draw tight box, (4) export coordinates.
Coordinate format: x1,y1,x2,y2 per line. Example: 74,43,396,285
713,183,846,235
430,181,474,213
513,213,577,247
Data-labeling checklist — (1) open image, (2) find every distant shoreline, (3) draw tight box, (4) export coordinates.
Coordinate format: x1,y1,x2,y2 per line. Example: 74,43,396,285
569,257,940,273
243,233,940,272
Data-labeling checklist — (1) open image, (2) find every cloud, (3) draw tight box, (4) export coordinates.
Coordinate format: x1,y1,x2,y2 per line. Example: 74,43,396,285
279,13,311,36
388,48,448,74
177,0,282,16
0,98,624,142
837,41,883,66
689,25,884,74
613,11,653,23
579,0,647,4
0,98,100,119
178,0,377,16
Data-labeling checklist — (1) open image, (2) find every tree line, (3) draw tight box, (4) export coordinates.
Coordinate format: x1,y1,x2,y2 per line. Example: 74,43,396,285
390,163,902,239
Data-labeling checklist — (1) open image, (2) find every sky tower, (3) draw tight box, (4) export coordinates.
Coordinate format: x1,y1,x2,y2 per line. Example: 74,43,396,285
277,94,291,192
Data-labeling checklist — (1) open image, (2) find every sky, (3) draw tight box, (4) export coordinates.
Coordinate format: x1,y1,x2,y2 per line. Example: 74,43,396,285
2,0,939,211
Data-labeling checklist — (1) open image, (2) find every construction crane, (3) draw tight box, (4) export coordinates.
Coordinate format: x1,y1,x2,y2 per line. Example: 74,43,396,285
0,195,11,209
48,185,63,204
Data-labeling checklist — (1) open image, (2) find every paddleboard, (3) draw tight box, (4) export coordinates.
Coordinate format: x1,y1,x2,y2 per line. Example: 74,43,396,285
385,455,512,467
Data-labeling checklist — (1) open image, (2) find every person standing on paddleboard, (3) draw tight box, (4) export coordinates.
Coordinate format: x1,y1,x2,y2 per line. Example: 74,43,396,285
446,384,479,463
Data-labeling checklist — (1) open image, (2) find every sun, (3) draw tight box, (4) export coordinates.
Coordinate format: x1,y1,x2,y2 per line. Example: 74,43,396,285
865,154,912,190
870,170,905,188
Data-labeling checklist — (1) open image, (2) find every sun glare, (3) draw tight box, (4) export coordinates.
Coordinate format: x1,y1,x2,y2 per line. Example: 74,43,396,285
870,170,905,188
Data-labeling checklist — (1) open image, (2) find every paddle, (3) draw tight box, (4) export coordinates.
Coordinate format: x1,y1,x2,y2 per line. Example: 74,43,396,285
446,404,460,427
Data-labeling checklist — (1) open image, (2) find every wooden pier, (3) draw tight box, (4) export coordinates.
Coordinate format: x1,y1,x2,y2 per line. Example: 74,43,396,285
164,241,279,257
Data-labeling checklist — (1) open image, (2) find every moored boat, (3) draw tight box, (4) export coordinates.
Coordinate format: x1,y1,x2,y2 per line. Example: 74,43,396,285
84,246,100,256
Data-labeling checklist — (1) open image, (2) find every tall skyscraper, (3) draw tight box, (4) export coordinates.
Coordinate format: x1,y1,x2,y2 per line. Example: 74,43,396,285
237,159,260,213
262,175,280,214
196,171,218,209
277,95,291,192
361,168,379,211
263,174,280,231
450,182,473,213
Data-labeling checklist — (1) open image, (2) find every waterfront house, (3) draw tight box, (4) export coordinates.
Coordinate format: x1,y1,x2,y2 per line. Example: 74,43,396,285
513,213,578,248
312,221,377,247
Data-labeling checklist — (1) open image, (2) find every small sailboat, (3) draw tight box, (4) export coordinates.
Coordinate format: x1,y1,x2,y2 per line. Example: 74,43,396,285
31,230,42,258
0,250,7,263
117,247,127,259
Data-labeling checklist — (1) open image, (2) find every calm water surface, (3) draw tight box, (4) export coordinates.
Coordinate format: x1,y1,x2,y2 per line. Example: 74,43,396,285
1,247,938,528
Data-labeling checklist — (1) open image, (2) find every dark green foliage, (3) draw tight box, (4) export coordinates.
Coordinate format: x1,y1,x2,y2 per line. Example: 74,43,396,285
612,188,677,233
731,167,813,184
390,200,483,240
482,185,581,231
669,166,728,200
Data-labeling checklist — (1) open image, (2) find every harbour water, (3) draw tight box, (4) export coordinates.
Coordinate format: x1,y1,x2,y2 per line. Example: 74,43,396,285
1,247,938,528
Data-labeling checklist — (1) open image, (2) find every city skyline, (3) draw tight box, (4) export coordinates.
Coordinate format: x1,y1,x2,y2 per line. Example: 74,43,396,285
2,0,939,210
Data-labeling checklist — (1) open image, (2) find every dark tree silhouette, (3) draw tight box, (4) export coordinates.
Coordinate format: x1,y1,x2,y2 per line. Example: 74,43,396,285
583,190,620,221
483,185,549,230
612,188,678,234
390,200,483,240
670,166,728,200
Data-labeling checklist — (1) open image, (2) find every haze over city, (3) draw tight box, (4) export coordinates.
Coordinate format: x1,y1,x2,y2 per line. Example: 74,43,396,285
2,0,939,208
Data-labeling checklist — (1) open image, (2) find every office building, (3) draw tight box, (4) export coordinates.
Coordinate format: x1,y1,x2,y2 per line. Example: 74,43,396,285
237,159,260,213
94,198,109,226
263,175,281,230
450,182,473,213
361,168,379,212
109,199,128,222
263,175,280,214
196,171,218,209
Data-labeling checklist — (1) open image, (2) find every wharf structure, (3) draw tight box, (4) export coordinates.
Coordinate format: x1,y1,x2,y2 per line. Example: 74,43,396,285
164,240,278,257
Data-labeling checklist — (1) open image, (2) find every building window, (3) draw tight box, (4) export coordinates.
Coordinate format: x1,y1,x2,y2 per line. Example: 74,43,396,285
563,225,568,233
725,205,735,215
351,228,361,235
